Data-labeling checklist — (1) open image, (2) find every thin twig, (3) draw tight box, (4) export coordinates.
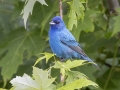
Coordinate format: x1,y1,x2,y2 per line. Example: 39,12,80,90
103,44,119,90
59,0,64,83
60,73,64,82
59,0,63,18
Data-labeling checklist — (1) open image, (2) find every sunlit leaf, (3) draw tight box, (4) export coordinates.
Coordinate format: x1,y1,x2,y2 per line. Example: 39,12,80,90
10,67,56,90
54,60,86,70
10,74,40,90
34,56,46,66
57,78,98,90
34,52,54,65
0,88,7,90
41,52,54,63
33,67,56,90
65,71,88,84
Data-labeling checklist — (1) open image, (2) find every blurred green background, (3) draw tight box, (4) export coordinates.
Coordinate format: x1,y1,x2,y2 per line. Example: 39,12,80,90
0,0,120,90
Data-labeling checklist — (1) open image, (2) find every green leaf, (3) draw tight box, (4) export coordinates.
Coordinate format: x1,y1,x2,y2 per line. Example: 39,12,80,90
32,67,56,90
34,53,54,66
41,52,54,63
10,67,56,90
57,78,98,90
10,73,40,90
77,65,98,82
77,10,94,32
54,60,86,70
94,14,107,30
71,26,81,41
112,8,120,36
34,56,46,66
68,0,86,30
0,28,46,81
73,0,85,19
21,0,48,28
0,89,7,90
40,0,58,34
65,71,88,84
10,87,14,90
68,2,77,30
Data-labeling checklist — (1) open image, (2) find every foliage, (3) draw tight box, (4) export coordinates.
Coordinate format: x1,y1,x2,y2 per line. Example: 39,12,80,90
112,8,120,36
0,28,46,82
21,0,48,28
0,0,120,90
10,53,98,90
68,0,86,30
10,67,56,90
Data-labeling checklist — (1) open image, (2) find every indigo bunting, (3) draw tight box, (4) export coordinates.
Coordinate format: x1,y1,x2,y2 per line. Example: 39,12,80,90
49,16,99,69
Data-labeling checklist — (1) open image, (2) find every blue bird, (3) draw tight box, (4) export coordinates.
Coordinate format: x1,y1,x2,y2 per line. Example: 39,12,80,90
49,16,99,69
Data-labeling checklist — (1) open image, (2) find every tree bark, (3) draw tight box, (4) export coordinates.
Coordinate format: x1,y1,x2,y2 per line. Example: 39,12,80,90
106,0,120,15
59,0,63,18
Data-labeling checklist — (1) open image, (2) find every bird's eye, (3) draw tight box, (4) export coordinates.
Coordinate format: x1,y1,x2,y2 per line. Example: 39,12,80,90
55,21,60,24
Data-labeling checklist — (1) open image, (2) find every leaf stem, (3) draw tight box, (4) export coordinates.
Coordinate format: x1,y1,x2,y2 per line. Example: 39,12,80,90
103,44,118,90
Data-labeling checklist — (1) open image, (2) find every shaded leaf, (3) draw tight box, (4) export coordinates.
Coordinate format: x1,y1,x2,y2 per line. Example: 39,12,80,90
94,14,107,30
40,0,58,34
21,0,48,28
10,87,14,90
68,2,77,30
0,28,46,81
73,0,85,19
78,10,94,32
68,0,86,30
112,8,120,36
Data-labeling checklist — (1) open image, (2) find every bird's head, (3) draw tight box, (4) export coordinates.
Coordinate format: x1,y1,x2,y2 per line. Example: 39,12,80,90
49,16,66,30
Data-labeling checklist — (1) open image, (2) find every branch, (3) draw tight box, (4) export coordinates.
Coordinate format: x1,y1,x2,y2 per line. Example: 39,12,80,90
106,0,120,15
59,0,63,18
59,0,64,83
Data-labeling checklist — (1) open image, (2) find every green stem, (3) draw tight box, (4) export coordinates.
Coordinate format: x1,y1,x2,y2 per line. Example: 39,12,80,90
103,44,118,90
41,5,45,16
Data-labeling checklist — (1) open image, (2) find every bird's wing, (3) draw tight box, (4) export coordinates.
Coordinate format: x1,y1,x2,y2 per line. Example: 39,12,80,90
60,33,87,57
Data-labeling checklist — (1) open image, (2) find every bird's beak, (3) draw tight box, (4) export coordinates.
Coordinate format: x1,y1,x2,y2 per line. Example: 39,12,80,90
49,21,55,25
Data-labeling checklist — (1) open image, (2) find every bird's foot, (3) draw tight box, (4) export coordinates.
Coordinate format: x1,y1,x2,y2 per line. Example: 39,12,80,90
60,58,64,62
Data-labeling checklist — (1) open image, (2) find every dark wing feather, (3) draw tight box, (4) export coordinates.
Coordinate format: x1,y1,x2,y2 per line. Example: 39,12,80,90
60,35,87,57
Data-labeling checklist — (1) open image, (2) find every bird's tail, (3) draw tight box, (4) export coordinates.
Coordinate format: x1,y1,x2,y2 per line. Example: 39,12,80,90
81,56,100,70
93,63,101,70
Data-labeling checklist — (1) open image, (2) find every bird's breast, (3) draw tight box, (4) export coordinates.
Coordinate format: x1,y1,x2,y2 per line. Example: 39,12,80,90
49,33,73,59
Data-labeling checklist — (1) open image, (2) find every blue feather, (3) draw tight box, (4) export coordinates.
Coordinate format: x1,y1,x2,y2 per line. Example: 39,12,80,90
49,16,100,69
